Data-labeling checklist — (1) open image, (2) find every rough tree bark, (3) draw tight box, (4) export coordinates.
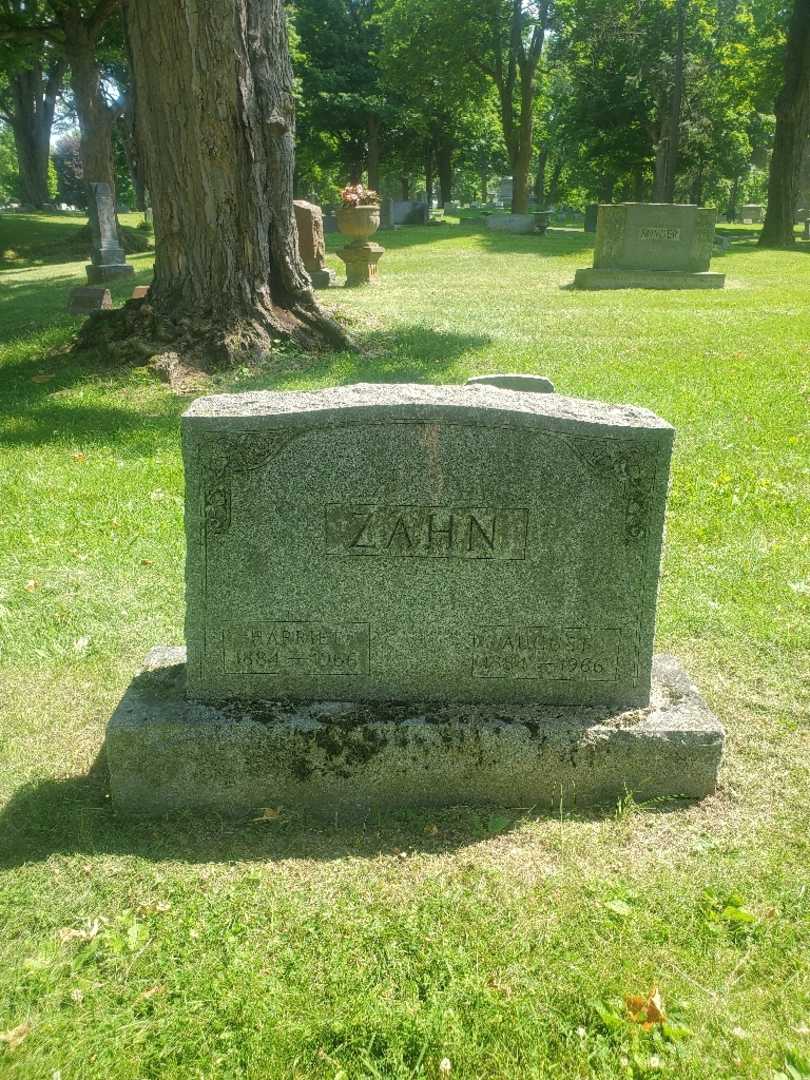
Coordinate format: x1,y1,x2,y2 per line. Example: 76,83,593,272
759,0,810,246
424,142,434,204
652,0,686,203
118,0,350,369
1,56,65,207
62,10,117,191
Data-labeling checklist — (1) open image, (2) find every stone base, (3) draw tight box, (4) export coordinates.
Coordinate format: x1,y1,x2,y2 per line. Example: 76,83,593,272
337,242,384,286
106,648,723,818
307,267,336,289
486,214,536,234
574,268,725,290
86,262,135,284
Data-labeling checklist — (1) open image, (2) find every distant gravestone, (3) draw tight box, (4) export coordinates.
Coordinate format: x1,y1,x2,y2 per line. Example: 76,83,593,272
68,286,112,315
741,204,764,224
85,182,134,284
486,214,535,234
380,197,394,229
584,203,599,233
804,219,810,240
466,373,555,393
293,200,335,288
107,382,724,815
144,207,154,225
391,200,428,225
574,203,724,289
323,211,337,234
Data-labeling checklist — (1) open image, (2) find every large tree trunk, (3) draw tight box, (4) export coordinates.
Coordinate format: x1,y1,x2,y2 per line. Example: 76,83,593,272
652,0,686,203
760,0,810,246
511,74,536,214
6,58,65,208
121,0,349,368
63,16,117,192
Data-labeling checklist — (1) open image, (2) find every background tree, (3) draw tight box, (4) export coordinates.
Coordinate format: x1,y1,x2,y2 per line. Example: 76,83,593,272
294,0,385,189
760,0,810,245
119,0,349,369
0,2,65,209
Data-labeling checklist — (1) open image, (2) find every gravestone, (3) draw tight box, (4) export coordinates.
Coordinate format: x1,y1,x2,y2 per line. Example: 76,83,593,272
574,203,724,289
804,219,810,240
85,182,134,284
741,204,764,224
293,200,335,288
67,286,112,315
144,207,154,225
584,203,599,233
486,214,536,234
323,211,337,234
131,285,151,300
380,197,394,229
391,200,428,225
107,383,723,816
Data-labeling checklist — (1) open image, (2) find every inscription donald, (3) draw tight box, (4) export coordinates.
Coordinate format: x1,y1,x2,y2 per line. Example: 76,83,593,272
325,504,528,560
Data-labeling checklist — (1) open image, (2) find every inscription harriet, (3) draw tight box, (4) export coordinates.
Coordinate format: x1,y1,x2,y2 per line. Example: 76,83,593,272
326,504,528,560
223,622,369,675
472,626,621,680
639,226,681,241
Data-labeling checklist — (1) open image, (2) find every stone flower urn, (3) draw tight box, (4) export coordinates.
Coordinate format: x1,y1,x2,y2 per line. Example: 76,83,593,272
336,204,381,242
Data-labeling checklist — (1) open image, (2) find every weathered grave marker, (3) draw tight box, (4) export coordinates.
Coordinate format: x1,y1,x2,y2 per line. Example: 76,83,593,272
293,200,335,288
68,286,112,315
85,182,134,284
574,203,725,289
107,383,723,816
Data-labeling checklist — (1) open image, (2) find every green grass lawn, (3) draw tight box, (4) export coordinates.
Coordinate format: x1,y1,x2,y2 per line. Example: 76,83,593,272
0,211,808,1080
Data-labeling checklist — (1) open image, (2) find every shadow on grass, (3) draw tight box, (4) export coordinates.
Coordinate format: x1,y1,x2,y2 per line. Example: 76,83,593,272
0,750,696,869
327,221,595,258
0,757,532,867
0,322,492,451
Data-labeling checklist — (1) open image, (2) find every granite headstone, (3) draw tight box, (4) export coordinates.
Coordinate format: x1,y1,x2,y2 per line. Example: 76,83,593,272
182,384,674,709
85,182,134,284
574,203,724,289
293,200,335,288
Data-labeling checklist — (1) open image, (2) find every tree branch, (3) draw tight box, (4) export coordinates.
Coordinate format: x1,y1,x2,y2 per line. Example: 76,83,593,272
88,0,120,37
0,19,63,43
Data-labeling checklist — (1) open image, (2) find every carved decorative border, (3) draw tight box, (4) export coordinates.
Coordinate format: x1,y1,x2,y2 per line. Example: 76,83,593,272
201,431,297,537
566,436,657,540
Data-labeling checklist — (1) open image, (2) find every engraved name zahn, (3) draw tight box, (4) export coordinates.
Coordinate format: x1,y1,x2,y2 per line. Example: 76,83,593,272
326,504,528,560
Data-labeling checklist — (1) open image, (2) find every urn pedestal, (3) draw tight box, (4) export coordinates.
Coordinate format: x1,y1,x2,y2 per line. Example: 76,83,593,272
336,206,384,286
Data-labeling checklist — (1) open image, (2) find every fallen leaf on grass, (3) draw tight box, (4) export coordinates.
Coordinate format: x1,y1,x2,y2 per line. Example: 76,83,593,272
71,451,86,462
31,373,55,383
625,988,666,1029
0,1021,31,1050
424,823,439,835
139,984,165,1000
73,636,90,653
252,807,281,822
140,558,154,566
58,918,104,944
604,898,632,917
24,579,40,592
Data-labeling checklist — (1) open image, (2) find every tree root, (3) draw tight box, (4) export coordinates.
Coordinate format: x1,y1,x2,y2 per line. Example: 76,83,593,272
73,292,356,382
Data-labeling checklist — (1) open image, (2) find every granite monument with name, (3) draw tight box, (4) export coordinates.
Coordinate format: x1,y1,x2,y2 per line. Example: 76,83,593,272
293,200,335,288
85,182,134,284
67,285,112,315
574,203,725,289
107,383,723,815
